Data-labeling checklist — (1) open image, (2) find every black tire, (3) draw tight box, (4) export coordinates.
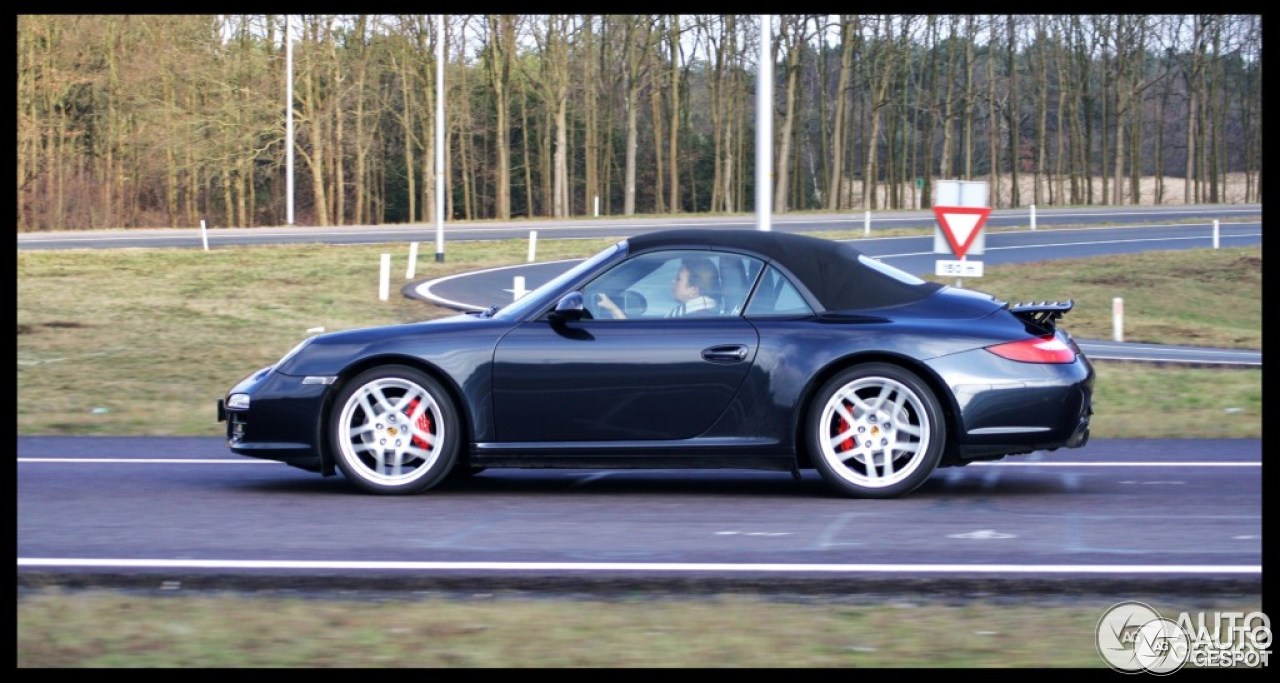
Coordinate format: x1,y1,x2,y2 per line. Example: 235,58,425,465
806,363,945,499
329,365,460,495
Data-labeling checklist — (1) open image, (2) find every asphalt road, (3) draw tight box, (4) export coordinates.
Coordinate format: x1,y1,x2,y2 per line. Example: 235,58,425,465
15,435,1262,597
15,204,1261,250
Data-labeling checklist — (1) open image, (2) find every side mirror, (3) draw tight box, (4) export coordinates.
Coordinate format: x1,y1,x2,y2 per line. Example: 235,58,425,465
548,291,587,322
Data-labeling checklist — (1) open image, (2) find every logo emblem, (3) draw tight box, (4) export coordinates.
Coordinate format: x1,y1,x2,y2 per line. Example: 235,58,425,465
1097,601,1188,674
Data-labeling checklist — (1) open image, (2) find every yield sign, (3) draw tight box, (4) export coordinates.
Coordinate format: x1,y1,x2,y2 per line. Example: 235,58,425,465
933,206,991,259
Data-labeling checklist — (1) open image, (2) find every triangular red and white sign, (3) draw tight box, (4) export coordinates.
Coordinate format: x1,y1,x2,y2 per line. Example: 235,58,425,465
933,206,991,259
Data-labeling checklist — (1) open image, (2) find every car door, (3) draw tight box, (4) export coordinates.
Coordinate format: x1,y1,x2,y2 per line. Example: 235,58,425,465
491,249,762,443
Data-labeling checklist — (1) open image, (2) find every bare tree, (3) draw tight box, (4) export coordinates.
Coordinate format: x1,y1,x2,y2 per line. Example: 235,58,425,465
485,15,517,219
826,15,857,210
621,15,658,215
773,15,813,213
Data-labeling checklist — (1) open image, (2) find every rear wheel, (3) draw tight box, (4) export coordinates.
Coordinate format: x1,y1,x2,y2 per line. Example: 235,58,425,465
807,363,945,499
330,365,459,495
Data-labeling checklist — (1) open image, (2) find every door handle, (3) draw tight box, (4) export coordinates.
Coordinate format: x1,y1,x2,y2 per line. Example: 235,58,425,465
701,344,749,363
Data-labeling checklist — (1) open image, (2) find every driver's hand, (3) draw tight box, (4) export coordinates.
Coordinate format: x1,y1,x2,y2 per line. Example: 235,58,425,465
595,293,625,319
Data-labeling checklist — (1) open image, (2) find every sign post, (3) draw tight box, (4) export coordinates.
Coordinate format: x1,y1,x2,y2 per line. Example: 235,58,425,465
932,180,991,286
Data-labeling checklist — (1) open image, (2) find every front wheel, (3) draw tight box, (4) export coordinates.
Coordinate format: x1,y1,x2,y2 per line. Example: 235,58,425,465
806,363,945,499
330,365,460,495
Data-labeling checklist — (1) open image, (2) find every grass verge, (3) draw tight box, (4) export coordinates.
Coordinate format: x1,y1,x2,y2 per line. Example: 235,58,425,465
16,589,1263,667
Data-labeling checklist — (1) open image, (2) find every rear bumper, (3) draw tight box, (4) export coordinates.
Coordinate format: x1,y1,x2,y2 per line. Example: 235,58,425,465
928,347,1094,461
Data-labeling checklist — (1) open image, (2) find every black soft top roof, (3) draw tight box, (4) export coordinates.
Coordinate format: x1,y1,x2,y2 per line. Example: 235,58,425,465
625,228,942,312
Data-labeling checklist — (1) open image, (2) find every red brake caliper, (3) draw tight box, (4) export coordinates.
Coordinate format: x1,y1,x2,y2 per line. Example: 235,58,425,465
404,398,434,449
838,400,854,452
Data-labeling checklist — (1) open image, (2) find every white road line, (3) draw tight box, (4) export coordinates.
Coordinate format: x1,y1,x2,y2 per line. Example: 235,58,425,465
17,459,1259,466
414,257,582,312
874,231,1263,260
18,458,276,464
968,462,1259,467
15,558,1261,574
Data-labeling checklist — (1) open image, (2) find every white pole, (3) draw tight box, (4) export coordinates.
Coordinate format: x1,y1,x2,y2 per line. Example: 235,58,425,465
406,242,419,279
285,15,294,226
1213,219,1220,249
755,14,773,232
527,230,538,262
1030,204,1036,231
864,210,871,236
200,219,209,251
1112,297,1124,343
513,276,527,300
379,254,391,301
435,14,446,263
594,195,600,217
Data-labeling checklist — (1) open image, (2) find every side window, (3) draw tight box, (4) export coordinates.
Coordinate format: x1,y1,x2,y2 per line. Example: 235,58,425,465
713,252,763,317
744,266,815,317
580,250,763,320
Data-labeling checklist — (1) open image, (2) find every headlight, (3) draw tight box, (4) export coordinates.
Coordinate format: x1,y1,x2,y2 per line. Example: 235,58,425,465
226,393,251,410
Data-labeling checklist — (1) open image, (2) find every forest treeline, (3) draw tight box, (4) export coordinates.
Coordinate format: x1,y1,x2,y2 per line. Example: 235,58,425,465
16,14,1261,231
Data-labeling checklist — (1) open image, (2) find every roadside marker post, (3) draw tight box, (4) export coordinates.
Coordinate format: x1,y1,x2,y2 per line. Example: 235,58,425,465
406,242,419,279
1113,297,1125,342
379,254,391,301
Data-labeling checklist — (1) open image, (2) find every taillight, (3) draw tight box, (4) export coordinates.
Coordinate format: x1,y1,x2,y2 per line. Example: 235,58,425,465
985,334,1077,364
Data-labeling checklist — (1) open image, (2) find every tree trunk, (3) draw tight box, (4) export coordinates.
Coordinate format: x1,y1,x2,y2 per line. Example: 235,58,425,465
667,14,681,213
827,15,855,210
987,18,1000,208
487,15,515,220
1006,15,1019,207
774,16,803,213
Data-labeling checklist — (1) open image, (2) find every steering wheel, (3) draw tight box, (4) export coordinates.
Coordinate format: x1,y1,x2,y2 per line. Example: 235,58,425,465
622,290,648,318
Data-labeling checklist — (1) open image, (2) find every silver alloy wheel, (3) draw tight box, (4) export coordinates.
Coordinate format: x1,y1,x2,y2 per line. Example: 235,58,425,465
335,375,446,489
817,374,933,490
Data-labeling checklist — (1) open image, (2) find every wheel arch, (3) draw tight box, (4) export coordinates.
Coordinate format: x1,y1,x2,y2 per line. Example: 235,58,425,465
790,352,962,471
316,354,475,477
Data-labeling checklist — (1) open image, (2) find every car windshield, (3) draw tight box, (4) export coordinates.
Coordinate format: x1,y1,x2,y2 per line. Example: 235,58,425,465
491,241,626,321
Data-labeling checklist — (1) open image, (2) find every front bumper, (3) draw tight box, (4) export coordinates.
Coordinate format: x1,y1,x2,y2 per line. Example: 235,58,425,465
218,367,329,472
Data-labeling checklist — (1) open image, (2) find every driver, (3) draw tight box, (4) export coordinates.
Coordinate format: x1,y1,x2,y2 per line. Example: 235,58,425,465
596,257,720,319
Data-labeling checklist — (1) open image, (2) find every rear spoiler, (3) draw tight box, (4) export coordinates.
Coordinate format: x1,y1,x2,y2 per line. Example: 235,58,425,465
1008,299,1073,331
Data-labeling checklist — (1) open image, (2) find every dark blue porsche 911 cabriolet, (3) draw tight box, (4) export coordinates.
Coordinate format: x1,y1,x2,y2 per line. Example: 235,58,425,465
218,229,1093,499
